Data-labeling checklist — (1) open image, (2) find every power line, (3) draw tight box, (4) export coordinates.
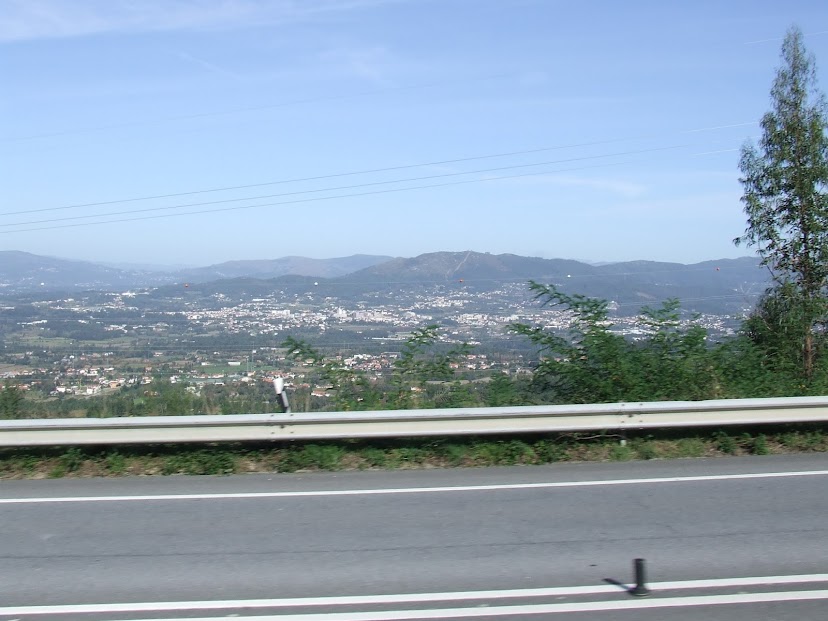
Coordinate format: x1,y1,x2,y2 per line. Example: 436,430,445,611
0,145,686,228
0,120,756,218
744,29,828,44
0,139,641,217
0,144,741,234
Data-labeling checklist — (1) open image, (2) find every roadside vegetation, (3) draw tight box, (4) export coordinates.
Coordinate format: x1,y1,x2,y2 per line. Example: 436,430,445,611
1,425,826,479
1,28,828,477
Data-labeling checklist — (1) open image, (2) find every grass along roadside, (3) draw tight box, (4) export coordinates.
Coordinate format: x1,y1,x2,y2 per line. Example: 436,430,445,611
0,425,826,479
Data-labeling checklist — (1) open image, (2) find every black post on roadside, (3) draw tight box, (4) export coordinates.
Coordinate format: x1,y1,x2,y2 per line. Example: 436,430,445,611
630,558,651,597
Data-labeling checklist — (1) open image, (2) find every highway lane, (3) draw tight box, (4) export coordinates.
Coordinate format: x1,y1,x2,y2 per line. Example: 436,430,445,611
2,580,828,620
0,454,827,619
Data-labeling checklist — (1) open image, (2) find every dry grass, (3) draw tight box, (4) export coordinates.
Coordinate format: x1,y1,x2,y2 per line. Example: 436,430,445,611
0,426,825,479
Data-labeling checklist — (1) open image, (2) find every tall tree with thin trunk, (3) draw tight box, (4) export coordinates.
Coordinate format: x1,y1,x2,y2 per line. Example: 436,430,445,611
735,26,828,379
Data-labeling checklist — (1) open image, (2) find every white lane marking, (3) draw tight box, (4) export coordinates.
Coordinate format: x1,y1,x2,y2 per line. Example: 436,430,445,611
2,575,827,616
0,587,618,616
1,470,827,504
97,590,828,620
657,573,828,589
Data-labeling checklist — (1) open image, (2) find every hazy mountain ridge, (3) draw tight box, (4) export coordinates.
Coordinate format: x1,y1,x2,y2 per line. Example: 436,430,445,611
176,254,393,282
148,252,766,316
348,252,596,283
0,250,767,315
0,251,164,292
0,251,394,293
341,252,766,314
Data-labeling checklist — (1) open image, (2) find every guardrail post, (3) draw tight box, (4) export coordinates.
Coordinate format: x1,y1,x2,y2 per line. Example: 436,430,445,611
630,558,651,597
274,377,291,414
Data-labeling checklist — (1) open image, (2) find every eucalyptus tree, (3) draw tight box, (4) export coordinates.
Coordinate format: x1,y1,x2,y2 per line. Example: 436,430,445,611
735,27,828,379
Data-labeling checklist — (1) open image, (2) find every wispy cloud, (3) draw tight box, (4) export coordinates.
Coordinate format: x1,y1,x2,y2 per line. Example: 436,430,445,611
0,0,408,43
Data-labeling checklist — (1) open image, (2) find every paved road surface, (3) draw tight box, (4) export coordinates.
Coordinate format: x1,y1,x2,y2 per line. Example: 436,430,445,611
1,454,827,619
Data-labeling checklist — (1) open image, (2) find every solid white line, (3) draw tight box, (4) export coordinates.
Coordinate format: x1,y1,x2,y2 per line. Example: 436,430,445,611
1,469,827,504
2,574,827,616
98,590,828,620
0,587,619,616
656,573,828,590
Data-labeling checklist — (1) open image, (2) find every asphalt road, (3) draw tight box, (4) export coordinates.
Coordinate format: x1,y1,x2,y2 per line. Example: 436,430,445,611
1,454,827,620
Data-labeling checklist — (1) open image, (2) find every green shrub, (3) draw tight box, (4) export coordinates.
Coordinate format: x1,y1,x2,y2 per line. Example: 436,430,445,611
48,464,67,478
533,439,568,463
162,450,237,476
714,431,738,455
389,447,429,465
609,444,633,461
105,451,127,474
280,444,344,472
11,454,41,473
359,447,388,468
633,440,658,460
437,443,469,466
752,434,770,455
674,438,707,458
60,448,85,473
800,431,825,450
470,440,534,465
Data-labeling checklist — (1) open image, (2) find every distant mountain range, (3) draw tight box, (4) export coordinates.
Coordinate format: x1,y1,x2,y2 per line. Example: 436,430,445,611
176,254,393,282
0,251,152,292
0,250,768,315
340,252,767,315
0,251,393,293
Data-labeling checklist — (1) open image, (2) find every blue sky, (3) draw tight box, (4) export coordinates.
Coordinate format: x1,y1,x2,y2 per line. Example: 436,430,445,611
1,0,827,267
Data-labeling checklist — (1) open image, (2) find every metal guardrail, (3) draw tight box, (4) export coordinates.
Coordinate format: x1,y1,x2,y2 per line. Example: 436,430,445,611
0,396,827,447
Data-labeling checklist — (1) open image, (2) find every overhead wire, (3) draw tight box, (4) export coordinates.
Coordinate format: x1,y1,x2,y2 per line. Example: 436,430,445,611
0,138,663,217
0,145,687,227
0,142,746,234
0,121,755,218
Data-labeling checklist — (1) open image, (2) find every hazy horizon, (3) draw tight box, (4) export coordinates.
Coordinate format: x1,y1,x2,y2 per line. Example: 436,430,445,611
3,247,761,272
3,1,826,265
